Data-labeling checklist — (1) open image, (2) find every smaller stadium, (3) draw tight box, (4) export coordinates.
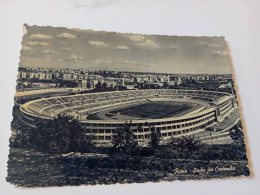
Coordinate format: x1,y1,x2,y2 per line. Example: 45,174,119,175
20,89,237,145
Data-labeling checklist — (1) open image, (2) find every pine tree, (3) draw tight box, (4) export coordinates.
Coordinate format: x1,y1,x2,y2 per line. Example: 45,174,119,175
18,114,95,154
111,121,138,154
147,123,162,150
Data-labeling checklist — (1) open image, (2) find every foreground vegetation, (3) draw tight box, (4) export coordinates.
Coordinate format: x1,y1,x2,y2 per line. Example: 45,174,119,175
10,106,247,161
7,107,250,187
7,147,249,187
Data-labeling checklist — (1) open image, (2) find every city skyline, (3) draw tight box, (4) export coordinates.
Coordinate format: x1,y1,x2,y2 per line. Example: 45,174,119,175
19,66,232,75
17,66,233,93
20,26,232,74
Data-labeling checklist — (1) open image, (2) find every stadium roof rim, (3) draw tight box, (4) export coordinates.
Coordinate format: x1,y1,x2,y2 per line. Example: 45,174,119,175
22,89,231,104
20,89,233,123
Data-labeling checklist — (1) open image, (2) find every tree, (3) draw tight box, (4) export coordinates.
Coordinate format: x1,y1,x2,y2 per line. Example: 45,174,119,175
146,122,161,150
59,80,78,88
229,123,245,144
169,136,202,154
16,114,95,154
111,121,138,154
76,129,96,153
163,82,169,89
10,109,33,148
205,127,215,145
35,114,78,153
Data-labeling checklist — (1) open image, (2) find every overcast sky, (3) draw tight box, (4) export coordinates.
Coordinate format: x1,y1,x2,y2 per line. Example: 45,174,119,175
19,25,232,74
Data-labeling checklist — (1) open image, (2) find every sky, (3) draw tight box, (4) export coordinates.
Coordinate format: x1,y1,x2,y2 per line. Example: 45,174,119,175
19,25,232,74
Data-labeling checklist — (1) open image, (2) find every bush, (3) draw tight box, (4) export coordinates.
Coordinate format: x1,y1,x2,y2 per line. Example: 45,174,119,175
13,113,95,154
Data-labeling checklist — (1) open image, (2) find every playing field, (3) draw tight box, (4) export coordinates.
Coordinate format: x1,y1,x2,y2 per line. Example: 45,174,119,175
108,101,194,119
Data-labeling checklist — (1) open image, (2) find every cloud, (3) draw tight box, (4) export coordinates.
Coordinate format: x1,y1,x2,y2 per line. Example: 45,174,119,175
212,50,228,56
89,41,108,48
208,43,222,47
168,45,178,50
66,54,83,62
93,59,156,68
59,47,72,52
41,49,56,54
93,59,113,64
57,33,76,39
71,28,83,32
116,45,131,51
58,41,68,46
59,55,83,63
120,60,157,67
199,41,223,48
70,28,93,33
21,45,33,52
128,34,159,49
139,39,159,49
29,34,52,41
199,41,209,46
129,34,145,42
26,41,49,47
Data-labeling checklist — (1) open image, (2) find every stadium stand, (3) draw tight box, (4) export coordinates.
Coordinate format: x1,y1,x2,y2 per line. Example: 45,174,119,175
20,89,235,144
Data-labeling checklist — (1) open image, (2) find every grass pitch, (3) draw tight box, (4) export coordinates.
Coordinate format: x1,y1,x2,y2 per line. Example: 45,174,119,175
108,101,194,119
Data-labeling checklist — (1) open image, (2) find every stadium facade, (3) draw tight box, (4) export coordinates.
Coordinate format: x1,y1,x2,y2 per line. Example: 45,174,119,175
19,89,235,145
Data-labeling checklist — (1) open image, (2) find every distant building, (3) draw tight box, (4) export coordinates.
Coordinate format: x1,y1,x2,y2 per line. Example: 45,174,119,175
21,72,27,79
105,81,117,88
169,81,176,87
78,79,88,89
98,79,105,85
87,79,99,89
63,73,74,81
46,73,53,80
78,74,84,80
73,74,78,80
124,81,135,89
148,76,157,82
28,73,39,79
158,75,169,82
39,73,46,80
54,72,60,78
17,72,22,79
144,82,159,89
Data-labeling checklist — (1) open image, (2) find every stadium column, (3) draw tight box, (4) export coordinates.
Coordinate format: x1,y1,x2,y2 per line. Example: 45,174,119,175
231,96,236,108
214,106,222,122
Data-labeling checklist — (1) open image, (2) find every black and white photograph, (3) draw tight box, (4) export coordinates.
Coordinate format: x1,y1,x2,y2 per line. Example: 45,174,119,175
7,25,250,187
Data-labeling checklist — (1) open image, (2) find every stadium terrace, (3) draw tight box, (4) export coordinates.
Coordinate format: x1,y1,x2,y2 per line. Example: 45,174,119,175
20,89,235,145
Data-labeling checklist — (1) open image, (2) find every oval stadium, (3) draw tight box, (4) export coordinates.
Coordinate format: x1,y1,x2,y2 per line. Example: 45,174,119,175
19,89,236,145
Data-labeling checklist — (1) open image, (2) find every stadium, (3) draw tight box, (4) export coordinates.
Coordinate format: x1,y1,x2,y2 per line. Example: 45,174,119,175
19,89,236,145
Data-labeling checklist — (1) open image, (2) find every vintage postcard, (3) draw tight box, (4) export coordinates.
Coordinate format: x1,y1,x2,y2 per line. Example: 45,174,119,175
7,25,250,187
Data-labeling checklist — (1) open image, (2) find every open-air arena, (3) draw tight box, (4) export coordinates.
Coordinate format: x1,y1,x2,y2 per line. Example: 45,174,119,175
6,24,252,188
19,89,239,145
